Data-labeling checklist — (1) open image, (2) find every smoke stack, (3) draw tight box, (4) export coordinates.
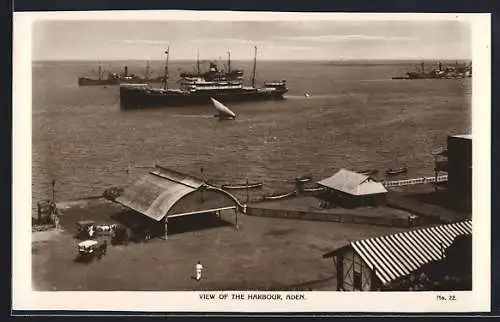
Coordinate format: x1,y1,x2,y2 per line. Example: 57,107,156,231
124,66,128,77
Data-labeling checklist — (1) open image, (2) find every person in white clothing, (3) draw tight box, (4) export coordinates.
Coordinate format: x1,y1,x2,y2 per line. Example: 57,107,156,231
195,261,203,281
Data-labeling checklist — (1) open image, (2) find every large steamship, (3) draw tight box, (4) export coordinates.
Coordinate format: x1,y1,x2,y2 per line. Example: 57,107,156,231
119,46,288,109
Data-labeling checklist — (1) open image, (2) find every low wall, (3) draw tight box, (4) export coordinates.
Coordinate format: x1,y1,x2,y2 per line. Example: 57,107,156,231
246,206,422,228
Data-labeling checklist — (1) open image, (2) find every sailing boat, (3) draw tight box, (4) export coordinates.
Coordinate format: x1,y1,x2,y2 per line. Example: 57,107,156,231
211,97,236,120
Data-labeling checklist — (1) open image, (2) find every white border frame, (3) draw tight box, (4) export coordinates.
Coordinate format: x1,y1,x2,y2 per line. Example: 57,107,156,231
13,11,491,313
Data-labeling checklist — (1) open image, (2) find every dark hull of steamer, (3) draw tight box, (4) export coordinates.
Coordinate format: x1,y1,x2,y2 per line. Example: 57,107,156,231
78,77,120,86
119,86,288,109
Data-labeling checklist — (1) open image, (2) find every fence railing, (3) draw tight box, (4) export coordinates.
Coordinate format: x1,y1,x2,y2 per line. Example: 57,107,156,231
383,175,448,188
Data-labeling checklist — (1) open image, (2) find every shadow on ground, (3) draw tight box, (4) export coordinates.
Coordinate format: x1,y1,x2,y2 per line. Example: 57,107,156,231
409,189,471,214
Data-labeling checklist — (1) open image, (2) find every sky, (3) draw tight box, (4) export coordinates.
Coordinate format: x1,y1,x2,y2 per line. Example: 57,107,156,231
33,20,471,61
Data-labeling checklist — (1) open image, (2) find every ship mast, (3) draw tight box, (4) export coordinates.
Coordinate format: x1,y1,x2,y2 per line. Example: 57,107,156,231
197,51,200,76
251,46,257,88
145,60,150,81
163,46,170,90
98,60,102,80
227,51,231,73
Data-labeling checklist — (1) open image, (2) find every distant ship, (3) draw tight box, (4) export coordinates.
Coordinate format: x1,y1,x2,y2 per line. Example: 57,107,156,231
78,63,164,86
78,63,120,86
392,61,472,80
119,46,288,109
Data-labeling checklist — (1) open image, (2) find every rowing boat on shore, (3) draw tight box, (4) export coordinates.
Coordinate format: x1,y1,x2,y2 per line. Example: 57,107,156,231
221,182,263,190
386,167,408,175
356,169,379,176
262,191,296,201
295,175,312,183
302,187,327,193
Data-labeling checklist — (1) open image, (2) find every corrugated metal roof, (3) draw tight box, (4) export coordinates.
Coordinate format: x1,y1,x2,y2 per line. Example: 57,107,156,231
317,168,387,195
150,165,203,189
324,220,472,285
115,166,204,221
116,171,196,221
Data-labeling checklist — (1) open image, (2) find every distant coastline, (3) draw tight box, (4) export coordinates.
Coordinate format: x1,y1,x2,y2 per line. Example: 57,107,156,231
33,58,473,65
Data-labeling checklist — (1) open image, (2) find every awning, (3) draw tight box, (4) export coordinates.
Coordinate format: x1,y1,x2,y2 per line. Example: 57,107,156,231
323,220,472,285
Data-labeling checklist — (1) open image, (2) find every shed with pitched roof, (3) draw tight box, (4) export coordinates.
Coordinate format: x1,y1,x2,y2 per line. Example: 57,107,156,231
316,169,387,208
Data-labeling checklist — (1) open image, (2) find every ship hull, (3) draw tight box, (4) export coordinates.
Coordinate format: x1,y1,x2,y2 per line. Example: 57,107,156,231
120,87,287,108
78,77,120,86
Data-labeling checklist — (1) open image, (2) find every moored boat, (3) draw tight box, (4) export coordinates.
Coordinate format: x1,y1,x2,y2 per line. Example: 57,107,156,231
262,190,296,201
295,175,312,183
385,167,408,175
221,182,263,190
356,169,379,176
302,186,327,193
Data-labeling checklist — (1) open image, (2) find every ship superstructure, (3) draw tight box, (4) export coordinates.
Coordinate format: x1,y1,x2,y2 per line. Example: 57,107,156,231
119,47,288,109
392,61,472,80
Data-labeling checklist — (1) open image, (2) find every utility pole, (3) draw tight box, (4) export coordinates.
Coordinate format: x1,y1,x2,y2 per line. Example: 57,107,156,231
51,179,56,204
200,166,204,203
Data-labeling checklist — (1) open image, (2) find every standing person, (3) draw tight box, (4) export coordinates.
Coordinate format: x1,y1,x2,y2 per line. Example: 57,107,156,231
195,261,203,281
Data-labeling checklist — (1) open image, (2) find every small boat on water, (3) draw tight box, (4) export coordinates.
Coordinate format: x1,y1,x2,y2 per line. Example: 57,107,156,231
356,169,379,176
221,182,263,190
385,167,408,175
302,186,327,193
262,190,296,201
295,175,312,183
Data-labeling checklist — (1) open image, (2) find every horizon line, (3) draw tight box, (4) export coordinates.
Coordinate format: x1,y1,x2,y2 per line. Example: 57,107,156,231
34,57,472,62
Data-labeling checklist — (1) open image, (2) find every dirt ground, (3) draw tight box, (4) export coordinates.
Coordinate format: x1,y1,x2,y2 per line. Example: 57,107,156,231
252,196,415,219
32,200,405,291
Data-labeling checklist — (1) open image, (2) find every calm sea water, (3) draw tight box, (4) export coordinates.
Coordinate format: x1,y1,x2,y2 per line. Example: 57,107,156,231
32,60,471,210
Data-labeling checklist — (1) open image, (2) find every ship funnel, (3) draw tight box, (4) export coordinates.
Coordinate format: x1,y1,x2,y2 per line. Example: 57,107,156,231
124,66,128,77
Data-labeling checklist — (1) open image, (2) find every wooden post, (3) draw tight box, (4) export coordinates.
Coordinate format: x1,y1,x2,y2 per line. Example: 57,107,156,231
200,167,204,204
164,217,169,240
246,178,249,204
235,208,239,230
434,155,439,193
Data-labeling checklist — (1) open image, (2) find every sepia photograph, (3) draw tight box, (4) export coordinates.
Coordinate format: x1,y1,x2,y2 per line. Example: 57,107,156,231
13,11,490,312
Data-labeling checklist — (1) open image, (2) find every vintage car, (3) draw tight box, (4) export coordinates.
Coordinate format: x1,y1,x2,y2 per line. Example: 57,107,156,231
77,239,107,261
76,220,96,240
